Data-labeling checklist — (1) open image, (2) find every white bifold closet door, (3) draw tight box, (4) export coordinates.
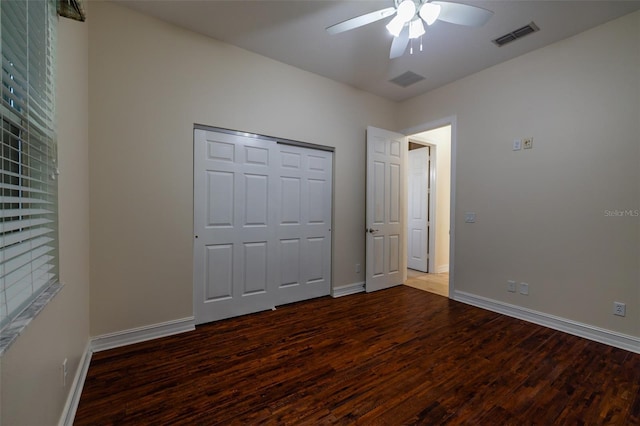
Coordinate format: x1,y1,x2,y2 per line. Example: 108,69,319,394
193,128,332,324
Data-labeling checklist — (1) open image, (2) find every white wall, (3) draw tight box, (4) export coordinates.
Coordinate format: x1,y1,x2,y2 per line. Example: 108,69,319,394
411,126,451,273
398,11,640,338
0,14,90,425
88,2,397,336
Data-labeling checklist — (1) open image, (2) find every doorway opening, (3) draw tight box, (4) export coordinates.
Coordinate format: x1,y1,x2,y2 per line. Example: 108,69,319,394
404,125,452,297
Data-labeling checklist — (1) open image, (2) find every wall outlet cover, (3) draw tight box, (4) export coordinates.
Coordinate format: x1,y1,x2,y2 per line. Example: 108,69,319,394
613,302,626,317
507,280,516,292
523,137,533,149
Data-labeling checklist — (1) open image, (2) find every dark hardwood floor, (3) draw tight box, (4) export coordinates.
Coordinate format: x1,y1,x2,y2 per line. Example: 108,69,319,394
75,286,640,425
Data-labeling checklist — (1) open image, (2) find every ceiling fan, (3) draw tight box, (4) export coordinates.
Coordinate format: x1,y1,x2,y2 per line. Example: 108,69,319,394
326,0,494,59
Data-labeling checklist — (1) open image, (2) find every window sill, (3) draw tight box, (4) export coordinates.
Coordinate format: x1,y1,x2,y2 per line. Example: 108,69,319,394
0,282,64,356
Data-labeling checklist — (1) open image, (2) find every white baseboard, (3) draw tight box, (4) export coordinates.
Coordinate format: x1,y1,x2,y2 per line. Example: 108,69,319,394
59,318,195,425
332,281,365,298
435,264,449,274
454,290,640,354
59,341,92,426
91,317,195,353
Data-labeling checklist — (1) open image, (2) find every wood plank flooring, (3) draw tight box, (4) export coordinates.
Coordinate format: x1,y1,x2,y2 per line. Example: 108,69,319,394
75,286,640,425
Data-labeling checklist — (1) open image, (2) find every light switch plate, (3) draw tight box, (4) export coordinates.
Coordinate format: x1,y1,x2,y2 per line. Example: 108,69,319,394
465,212,476,223
523,137,533,149
513,139,522,151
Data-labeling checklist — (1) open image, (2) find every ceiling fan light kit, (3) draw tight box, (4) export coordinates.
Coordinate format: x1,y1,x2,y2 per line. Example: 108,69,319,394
396,0,417,21
327,0,494,59
419,3,441,26
409,18,425,39
386,15,406,37
386,0,416,37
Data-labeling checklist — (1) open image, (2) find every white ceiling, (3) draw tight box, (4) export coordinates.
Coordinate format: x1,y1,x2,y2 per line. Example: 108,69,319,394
116,0,640,102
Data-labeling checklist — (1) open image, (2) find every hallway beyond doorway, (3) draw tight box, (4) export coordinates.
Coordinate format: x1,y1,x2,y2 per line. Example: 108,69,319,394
404,269,449,297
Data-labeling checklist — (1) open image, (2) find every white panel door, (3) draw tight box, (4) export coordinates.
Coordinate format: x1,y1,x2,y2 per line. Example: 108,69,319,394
275,144,332,305
194,129,279,324
194,129,332,324
366,126,407,292
407,147,429,272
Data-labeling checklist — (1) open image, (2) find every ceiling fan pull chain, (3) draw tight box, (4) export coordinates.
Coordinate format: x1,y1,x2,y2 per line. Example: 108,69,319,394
420,35,423,52
410,38,414,55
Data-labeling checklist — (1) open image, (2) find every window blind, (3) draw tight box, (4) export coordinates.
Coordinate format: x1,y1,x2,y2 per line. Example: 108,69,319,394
1,0,58,330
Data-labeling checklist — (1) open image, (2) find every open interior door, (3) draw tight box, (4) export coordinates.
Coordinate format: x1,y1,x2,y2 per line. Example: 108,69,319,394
366,126,407,292
407,147,429,272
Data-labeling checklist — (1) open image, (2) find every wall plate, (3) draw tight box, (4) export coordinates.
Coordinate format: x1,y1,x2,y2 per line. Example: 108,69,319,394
513,139,522,151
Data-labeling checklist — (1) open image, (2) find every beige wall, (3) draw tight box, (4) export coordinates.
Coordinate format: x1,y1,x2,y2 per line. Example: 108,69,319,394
411,126,451,273
3,5,638,425
398,11,640,337
88,2,397,336
0,14,90,426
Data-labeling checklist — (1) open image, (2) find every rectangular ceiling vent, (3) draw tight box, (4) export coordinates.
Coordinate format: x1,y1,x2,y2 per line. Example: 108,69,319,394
492,22,540,47
389,71,425,88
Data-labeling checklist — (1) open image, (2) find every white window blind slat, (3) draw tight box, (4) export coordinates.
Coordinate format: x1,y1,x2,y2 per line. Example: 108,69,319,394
1,196,53,205
1,245,54,278
0,208,53,218
0,104,22,126
0,235,53,263
2,227,53,248
1,170,56,187
0,182,50,195
5,284,32,315
4,269,54,318
0,217,52,233
3,253,54,290
1,0,57,330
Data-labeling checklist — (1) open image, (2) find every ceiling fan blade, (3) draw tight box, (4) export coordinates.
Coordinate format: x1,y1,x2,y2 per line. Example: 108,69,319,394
432,1,493,27
389,27,410,59
326,7,396,35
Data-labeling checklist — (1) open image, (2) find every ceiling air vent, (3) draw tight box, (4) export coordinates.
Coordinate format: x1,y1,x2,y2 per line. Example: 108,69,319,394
492,22,540,47
389,71,425,88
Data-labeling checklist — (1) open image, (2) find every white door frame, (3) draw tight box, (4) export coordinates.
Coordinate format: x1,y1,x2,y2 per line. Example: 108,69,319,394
401,116,456,297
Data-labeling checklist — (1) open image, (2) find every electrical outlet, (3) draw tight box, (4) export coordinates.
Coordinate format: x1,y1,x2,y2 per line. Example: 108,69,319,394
62,358,68,387
355,263,361,273
613,302,626,317
507,280,516,292
519,282,529,295
523,137,533,149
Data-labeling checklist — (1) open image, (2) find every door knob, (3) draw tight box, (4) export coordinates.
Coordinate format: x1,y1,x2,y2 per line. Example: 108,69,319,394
367,228,379,234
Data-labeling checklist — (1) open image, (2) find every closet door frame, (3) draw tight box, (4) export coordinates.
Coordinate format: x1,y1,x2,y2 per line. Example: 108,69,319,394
193,125,334,325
